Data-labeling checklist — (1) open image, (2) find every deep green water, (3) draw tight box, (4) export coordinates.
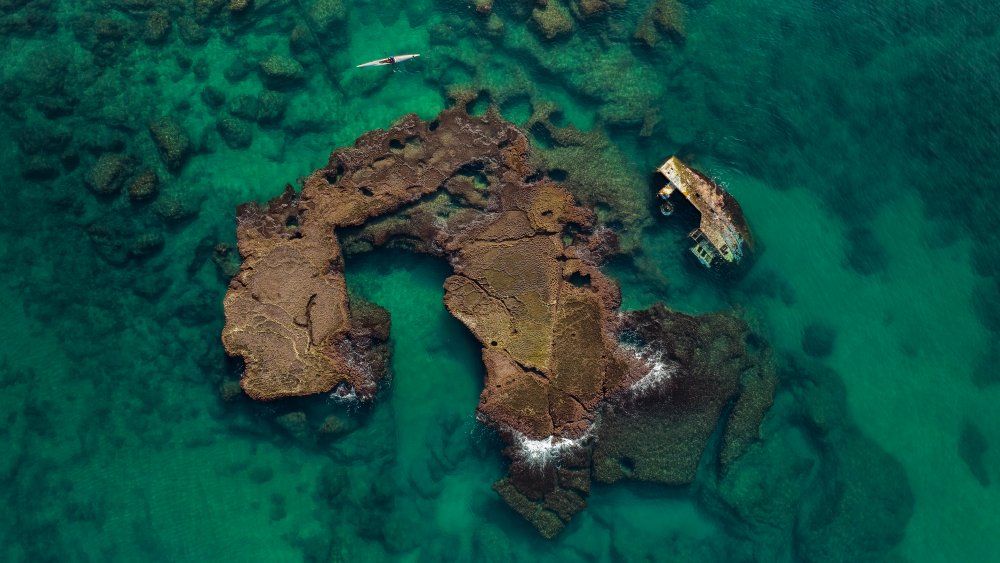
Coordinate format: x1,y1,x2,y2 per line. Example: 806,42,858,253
1,0,998,561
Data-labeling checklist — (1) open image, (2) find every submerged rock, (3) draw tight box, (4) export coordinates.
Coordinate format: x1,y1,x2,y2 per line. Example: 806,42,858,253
794,430,913,562
127,168,158,202
194,0,227,22
275,411,311,443
493,479,567,539
201,86,226,109
844,226,887,275
217,117,253,148
485,13,504,37
17,127,72,156
571,0,611,18
634,0,685,47
176,16,209,45
85,213,165,264
256,92,288,124
220,108,776,536
153,194,199,224
22,155,60,180
958,420,990,487
473,0,492,15
696,361,914,561
226,94,259,121
86,153,131,196
148,117,190,172
802,322,836,358
308,0,346,32
143,10,170,44
129,231,164,257
219,380,243,402
212,242,241,280
258,55,305,90
531,0,574,40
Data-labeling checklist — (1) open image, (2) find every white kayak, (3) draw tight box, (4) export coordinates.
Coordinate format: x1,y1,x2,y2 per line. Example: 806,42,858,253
356,54,420,68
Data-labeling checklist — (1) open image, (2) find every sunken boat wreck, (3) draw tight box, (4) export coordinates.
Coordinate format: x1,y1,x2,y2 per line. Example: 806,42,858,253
657,156,755,271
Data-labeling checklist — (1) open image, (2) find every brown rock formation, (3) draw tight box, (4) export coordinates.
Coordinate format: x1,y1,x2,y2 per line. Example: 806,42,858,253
568,0,625,19
531,0,574,40
221,108,775,536
634,0,686,48
127,168,158,202
221,182,386,401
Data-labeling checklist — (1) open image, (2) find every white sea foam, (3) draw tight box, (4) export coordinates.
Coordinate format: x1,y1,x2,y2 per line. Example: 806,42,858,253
514,427,593,467
622,344,677,396
630,357,676,395
329,381,358,403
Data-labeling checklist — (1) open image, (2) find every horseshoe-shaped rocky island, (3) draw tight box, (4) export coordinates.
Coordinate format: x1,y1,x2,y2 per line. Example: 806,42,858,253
221,107,776,537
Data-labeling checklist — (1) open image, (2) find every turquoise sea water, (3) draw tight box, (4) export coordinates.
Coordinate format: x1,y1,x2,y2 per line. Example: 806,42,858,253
2,0,998,561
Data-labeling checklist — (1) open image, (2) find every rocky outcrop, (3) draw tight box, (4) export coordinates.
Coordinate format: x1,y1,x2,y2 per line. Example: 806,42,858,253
258,54,305,90
127,168,158,202
221,108,776,536
217,117,252,148
570,0,619,19
148,117,190,171
86,153,131,196
308,0,346,32
531,0,574,40
634,0,686,48
143,10,171,44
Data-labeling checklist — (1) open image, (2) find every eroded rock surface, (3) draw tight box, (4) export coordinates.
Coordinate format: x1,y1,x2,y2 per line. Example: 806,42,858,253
221,108,776,536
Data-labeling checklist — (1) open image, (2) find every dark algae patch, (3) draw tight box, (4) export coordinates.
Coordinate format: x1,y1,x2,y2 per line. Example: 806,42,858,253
958,421,991,488
1,0,997,561
801,322,836,358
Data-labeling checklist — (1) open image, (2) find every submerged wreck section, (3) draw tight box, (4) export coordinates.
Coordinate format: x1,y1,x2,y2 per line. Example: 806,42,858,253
221,108,776,537
657,156,754,270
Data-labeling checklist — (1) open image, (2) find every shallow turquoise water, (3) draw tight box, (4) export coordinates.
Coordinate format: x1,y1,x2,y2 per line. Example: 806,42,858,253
1,0,998,561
